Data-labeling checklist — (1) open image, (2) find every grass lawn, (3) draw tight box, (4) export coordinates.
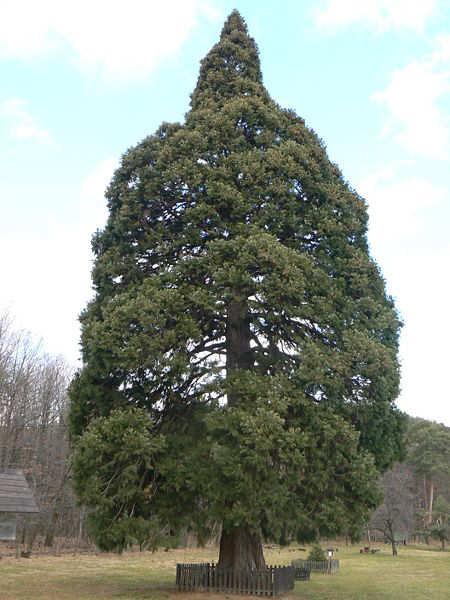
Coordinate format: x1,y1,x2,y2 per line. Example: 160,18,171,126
1,544,449,600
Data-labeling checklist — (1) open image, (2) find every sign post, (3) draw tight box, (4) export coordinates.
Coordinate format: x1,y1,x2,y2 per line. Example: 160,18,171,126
327,548,334,574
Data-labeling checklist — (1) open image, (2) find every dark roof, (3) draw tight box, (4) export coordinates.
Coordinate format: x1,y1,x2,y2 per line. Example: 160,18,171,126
0,469,39,513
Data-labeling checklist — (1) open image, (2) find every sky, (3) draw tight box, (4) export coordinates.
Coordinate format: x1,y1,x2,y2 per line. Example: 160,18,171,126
0,0,449,425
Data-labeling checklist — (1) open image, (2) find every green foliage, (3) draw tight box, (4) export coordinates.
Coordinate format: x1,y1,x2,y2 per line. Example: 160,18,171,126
71,408,166,551
308,544,327,561
69,11,403,552
430,524,450,547
407,419,450,480
199,376,380,540
430,497,450,550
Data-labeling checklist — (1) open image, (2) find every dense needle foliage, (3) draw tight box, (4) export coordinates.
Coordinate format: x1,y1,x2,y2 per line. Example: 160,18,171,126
70,11,404,558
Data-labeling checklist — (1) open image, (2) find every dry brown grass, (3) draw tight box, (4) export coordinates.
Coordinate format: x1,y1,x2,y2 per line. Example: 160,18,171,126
1,543,450,599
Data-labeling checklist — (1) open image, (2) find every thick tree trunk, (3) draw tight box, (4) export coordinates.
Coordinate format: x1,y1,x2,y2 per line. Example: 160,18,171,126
226,299,252,406
217,526,266,570
223,300,262,570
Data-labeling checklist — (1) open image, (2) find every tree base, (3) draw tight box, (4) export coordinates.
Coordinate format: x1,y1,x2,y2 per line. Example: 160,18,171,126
217,526,266,571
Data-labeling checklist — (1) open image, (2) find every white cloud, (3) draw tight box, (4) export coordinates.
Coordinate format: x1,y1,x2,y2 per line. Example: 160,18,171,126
395,246,450,424
314,0,437,32
432,34,450,63
0,229,88,364
80,157,117,232
0,98,54,144
0,0,219,83
373,39,450,160
360,167,450,425
360,167,447,246
0,158,116,364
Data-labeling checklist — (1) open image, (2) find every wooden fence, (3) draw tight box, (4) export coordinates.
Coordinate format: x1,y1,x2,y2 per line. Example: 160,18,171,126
176,563,295,595
293,566,310,581
291,558,339,574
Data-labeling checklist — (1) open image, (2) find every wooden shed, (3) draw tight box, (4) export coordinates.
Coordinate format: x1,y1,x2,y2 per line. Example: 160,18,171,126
0,469,39,514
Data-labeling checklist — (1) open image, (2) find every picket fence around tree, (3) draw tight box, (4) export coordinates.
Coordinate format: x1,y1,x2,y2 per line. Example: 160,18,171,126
176,562,295,595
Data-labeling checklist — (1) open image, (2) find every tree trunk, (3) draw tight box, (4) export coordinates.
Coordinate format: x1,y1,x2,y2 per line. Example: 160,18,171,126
226,299,252,406
427,481,434,527
386,520,397,557
217,526,266,570
423,475,428,529
223,300,261,570
366,525,371,549
26,525,38,553
44,509,58,547
423,476,435,527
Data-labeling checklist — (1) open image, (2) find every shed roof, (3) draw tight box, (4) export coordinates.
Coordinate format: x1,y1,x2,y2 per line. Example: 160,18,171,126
0,469,39,514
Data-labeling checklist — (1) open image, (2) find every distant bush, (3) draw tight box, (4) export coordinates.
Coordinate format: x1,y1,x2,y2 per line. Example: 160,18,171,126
308,544,326,561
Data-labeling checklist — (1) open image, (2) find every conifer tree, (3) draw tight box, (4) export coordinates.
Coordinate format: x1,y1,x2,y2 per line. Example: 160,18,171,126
70,11,404,570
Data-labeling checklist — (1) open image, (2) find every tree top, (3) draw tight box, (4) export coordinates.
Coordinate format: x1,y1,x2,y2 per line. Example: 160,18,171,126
190,10,265,109
220,9,248,37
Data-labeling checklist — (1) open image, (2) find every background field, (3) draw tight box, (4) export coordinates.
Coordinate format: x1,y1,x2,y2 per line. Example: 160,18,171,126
1,544,450,600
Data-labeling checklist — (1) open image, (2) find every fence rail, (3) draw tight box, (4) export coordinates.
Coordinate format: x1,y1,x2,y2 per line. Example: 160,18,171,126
176,563,295,596
291,558,339,574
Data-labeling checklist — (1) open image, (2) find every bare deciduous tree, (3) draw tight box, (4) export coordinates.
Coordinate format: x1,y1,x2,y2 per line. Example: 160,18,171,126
0,313,85,553
370,463,416,556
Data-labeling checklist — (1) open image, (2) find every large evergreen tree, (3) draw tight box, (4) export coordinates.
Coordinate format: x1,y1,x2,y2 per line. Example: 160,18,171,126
70,11,404,569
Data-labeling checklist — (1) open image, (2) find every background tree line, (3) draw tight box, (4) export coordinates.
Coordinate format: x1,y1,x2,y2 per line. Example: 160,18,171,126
369,417,450,554
0,313,86,553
